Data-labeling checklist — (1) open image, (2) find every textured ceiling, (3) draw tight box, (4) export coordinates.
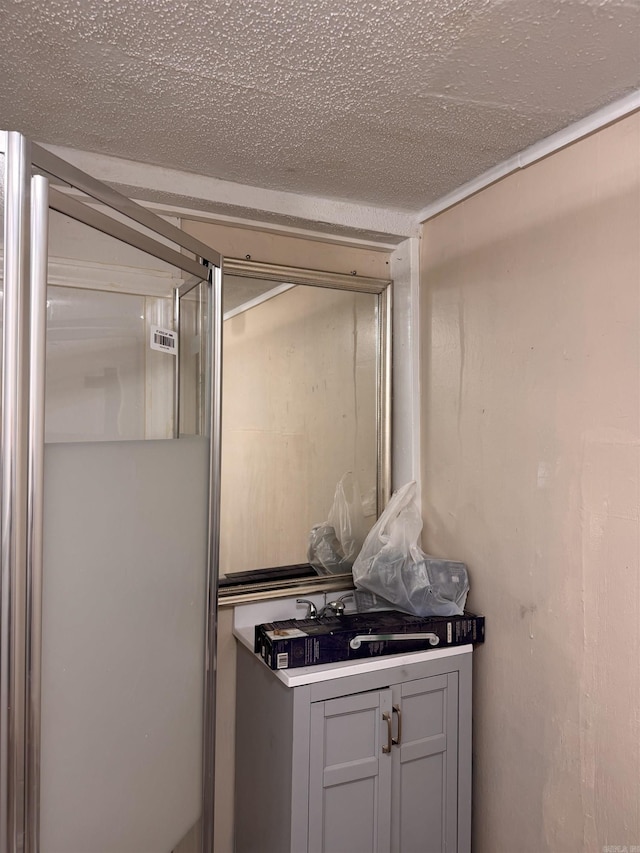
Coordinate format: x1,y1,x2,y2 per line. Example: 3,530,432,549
1,0,639,212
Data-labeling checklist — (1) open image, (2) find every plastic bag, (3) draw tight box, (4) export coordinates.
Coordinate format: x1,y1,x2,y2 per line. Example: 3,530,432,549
352,481,469,617
308,473,367,575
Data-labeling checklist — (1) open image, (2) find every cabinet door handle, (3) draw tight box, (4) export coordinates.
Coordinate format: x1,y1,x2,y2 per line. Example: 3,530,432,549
392,704,402,746
382,711,393,754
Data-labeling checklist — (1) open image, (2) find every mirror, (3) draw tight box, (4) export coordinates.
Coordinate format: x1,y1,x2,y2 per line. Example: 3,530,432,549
218,259,391,599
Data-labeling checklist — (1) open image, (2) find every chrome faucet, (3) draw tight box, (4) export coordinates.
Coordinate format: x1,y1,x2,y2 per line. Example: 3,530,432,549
295,599,318,619
296,592,354,620
317,593,354,618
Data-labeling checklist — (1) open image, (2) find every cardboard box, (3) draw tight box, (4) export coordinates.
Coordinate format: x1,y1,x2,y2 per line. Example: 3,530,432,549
255,610,485,670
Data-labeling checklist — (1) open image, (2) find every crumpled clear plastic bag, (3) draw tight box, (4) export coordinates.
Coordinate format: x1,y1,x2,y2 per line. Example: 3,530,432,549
308,473,367,575
351,481,469,617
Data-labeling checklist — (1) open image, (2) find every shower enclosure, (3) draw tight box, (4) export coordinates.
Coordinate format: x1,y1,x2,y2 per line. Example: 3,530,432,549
0,131,222,852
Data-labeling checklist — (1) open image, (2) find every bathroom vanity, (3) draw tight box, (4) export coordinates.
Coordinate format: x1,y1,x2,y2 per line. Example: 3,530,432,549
233,616,472,853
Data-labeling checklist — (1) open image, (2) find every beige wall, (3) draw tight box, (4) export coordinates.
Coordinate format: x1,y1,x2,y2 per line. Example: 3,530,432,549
421,113,640,852
182,219,391,278
181,219,391,852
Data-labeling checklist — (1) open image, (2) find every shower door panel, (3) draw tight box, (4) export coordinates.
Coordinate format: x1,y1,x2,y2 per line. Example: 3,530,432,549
39,219,211,853
0,146,4,347
41,438,208,853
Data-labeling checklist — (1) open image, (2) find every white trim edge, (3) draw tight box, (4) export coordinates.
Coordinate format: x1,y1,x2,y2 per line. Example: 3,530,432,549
390,236,422,496
417,88,640,223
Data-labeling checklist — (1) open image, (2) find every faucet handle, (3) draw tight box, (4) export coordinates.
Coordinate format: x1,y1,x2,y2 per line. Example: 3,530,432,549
324,593,353,616
296,598,318,619
330,592,355,614
325,592,355,617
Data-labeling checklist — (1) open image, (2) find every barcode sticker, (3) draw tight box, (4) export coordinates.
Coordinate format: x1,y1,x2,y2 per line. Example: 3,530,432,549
150,325,177,355
447,622,452,643
276,652,289,669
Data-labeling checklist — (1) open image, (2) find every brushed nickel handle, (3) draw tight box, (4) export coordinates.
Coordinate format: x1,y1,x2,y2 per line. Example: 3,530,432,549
382,711,392,754
392,704,402,746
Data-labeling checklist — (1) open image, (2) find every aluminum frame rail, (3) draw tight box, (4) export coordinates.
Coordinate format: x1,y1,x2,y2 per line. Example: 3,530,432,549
1,131,32,853
31,144,220,270
24,174,49,853
202,265,223,853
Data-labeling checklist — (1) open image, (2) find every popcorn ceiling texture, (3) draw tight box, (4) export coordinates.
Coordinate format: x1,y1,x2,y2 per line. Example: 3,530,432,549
0,0,639,211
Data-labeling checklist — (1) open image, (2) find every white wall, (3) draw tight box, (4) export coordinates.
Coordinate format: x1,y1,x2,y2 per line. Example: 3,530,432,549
420,113,640,852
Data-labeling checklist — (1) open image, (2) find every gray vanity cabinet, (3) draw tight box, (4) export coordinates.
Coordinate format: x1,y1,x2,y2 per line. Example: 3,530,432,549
234,644,472,853
390,674,460,853
308,689,393,852
307,674,459,853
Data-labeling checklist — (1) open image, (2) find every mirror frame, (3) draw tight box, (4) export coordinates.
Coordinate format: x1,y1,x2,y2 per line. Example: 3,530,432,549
218,256,392,605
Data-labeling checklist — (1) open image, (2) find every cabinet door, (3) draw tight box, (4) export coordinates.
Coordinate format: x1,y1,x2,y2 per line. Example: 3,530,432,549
309,689,393,853
391,673,459,853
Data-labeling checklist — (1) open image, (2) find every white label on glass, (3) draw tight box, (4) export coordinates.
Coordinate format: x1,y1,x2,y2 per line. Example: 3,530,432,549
150,325,177,355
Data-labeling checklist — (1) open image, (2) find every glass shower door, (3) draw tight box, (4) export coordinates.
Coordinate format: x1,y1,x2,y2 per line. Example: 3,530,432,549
39,213,213,853
0,133,221,853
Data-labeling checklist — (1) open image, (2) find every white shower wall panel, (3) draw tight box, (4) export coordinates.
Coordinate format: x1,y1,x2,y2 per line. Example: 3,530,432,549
45,286,175,442
40,437,209,853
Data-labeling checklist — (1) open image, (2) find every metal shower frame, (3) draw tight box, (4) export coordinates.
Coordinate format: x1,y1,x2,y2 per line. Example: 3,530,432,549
0,130,223,853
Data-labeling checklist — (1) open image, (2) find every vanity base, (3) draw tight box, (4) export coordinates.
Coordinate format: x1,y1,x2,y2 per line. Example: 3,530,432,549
234,641,473,853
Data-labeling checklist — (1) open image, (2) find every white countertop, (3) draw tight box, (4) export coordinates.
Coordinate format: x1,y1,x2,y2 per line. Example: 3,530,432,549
233,624,472,688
